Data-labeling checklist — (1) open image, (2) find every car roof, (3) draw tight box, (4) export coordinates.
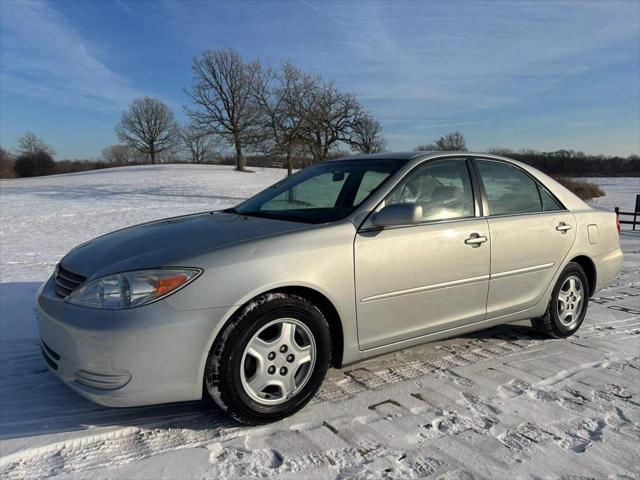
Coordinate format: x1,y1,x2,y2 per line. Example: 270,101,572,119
329,151,425,161
327,151,500,162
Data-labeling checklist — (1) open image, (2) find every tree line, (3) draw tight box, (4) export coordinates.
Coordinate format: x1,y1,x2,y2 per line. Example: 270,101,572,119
486,147,640,177
3,129,638,179
1,48,638,178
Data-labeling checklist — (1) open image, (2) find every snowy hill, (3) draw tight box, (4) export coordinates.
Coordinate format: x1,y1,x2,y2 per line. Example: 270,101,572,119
0,166,639,479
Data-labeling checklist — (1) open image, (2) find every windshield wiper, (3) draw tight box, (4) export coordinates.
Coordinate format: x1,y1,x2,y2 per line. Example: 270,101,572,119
225,208,270,219
237,210,280,220
231,210,314,224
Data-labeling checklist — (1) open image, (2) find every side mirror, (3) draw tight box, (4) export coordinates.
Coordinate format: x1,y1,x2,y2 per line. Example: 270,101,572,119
371,203,422,227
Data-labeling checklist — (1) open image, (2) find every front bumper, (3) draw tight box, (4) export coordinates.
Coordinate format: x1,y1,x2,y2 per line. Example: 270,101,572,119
37,276,229,407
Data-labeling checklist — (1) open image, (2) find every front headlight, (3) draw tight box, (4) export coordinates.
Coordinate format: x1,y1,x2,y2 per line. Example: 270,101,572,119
66,268,201,309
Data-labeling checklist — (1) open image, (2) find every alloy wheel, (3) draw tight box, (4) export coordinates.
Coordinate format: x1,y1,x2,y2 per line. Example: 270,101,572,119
240,318,316,405
557,275,584,328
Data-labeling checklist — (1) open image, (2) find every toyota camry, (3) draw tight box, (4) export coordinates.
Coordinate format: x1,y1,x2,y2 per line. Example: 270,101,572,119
37,152,623,424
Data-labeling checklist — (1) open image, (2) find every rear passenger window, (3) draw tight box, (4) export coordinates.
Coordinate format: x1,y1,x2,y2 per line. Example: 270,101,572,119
476,160,542,215
539,187,563,211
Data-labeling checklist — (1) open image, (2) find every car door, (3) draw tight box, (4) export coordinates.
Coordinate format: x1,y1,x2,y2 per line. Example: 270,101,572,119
473,158,577,318
354,158,490,351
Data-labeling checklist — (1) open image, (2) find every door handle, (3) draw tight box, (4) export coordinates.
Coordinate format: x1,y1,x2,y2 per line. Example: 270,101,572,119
465,233,488,247
556,222,572,233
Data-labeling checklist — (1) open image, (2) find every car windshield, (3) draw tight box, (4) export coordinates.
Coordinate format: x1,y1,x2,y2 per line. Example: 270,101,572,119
233,159,407,224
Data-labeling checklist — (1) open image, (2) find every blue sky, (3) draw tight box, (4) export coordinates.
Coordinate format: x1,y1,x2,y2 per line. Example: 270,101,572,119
1,0,639,159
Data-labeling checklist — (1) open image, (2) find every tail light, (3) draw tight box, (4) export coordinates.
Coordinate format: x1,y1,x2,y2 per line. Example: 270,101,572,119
616,214,620,234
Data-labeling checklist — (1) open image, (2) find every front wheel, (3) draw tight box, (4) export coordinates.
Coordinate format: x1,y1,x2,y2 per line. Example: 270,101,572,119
531,262,589,338
205,293,331,424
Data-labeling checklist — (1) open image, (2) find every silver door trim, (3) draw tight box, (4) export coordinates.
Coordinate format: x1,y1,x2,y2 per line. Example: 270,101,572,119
491,262,555,279
360,274,490,303
483,210,570,220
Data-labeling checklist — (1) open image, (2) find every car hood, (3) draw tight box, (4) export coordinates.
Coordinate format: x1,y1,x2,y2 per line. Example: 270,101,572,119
61,211,312,278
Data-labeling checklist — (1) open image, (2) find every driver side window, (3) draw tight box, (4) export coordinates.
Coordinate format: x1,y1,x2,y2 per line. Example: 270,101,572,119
384,159,475,222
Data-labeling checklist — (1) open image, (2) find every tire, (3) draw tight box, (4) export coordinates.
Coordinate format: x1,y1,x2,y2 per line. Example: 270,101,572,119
531,262,589,338
205,293,331,424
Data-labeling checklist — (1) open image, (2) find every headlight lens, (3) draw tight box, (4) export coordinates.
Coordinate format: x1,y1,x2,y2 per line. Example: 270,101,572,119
66,268,201,309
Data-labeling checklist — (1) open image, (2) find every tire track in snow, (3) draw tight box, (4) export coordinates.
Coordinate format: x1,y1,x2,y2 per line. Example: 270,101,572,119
204,442,445,479
313,334,543,405
0,417,238,480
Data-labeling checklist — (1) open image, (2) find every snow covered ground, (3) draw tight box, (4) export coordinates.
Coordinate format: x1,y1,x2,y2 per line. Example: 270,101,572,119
0,165,638,479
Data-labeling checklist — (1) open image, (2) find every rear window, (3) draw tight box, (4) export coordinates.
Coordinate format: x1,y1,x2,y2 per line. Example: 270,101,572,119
539,187,563,211
476,160,542,215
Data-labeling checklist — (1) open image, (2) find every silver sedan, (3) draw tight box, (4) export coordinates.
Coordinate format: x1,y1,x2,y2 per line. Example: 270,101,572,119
37,152,623,424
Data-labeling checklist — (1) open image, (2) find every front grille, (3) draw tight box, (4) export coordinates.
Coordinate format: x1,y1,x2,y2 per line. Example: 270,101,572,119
54,264,87,298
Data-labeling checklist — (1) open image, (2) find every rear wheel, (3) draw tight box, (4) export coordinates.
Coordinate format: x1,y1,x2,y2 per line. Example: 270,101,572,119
531,262,589,338
205,293,331,424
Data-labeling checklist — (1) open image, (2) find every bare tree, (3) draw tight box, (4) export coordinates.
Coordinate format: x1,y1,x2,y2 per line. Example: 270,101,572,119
303,82,362,163
16,132,55,157
12,133,56,177
181,123,219,164
347,113,386,154
15,151,55,177
253,61,318,175
185,48,262,171
115,97,180,164
415,131,467,151
101,144,145,164
436,131,466,151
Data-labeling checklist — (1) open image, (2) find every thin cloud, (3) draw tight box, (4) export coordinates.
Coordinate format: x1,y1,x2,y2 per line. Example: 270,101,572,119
569,120,601,128
0,0,141,111
300,0,380,50
415,120,490,130
113,0,135,17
